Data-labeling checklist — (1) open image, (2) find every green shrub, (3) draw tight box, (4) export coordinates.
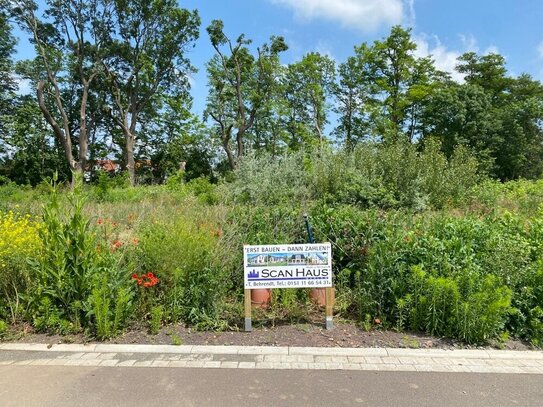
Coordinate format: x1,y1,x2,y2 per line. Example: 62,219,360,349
0,210,42,322
400,266,511,343
509,266,543,347
165,170,185,191
186,177,218,205
30,177,99,326
225,150,311,206
86,273,134,340
149,305,164,335
134,209,227,328
0,319,7,337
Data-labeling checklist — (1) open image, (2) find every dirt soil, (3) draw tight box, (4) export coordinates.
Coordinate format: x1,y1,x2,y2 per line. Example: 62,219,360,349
4,317,532,351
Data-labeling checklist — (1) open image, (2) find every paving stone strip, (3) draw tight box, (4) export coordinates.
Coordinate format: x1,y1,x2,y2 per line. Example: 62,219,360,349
0,343,542,374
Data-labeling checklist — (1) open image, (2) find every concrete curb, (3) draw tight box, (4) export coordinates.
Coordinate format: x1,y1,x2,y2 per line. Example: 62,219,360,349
1,343,543,374
1,342,542,358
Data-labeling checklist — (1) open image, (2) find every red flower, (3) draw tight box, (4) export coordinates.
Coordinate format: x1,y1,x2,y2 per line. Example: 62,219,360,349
131,272,159,287
97,218,103,225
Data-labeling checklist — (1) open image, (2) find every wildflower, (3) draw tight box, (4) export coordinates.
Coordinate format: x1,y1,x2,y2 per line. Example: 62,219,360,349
97,218,103,225
131,272,159,288
132,238,139,245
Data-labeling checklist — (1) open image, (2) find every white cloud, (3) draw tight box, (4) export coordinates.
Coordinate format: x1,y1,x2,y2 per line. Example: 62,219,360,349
405,0,416,27
270,0,408,31
459,33,478,52
414,35,464,82
414,34,503,83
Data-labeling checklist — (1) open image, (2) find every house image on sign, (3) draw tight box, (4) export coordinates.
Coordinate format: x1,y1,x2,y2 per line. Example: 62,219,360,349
268,254,287,264
306,252,328,265
289,253,306,265
248,254,268,266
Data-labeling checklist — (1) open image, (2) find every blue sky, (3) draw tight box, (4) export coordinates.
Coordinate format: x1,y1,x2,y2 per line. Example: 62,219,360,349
181,0,543,116
13,0,543,117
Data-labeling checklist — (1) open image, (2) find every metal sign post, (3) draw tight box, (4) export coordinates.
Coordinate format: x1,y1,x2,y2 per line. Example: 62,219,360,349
244,288,252,332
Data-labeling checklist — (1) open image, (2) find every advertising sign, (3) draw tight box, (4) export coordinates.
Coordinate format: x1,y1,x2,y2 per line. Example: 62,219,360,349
243,243,332,289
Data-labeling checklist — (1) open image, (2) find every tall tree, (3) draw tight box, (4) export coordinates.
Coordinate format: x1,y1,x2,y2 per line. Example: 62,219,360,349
284,52,335,147
456,52,510,101
332,56,369,148
205,20,287,169
10,0,106,184
99,0,200,185
421,51,543,180
352,26,439,143
0,8,16,141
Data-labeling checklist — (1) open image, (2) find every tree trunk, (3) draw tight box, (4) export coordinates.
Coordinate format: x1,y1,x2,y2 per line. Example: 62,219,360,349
37,80,81,187
126,130,136,186
223,137,237,170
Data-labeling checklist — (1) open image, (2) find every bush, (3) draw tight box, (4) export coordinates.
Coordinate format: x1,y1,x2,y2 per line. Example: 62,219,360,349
228,141,480,211
30,178,99,327
86,273,134,340
134,208,227,328
401,266,511,343
30,176,134,336
225,150,311,206
309,203,535,344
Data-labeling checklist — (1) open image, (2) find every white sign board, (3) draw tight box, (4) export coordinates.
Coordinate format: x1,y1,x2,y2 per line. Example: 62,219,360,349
244,243,332,289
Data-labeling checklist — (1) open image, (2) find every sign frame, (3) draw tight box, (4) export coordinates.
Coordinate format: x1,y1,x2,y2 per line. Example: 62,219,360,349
243,243,334,332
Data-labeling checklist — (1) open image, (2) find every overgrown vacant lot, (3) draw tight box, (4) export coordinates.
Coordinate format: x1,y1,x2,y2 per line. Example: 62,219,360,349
1,146,543,348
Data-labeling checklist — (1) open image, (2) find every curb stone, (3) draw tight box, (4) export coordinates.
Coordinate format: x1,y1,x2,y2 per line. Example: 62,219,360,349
0,343,542,374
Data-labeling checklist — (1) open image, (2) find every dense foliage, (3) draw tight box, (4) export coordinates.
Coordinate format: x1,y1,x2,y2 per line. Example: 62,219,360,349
0,145,542,347
0,8,542,184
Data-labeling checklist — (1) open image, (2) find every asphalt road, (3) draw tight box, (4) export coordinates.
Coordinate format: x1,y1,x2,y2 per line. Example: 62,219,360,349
1,366,542,406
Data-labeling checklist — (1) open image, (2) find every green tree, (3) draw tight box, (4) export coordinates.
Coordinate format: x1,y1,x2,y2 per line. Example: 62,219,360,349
422,52,543,179
419,81,498,173
352,26,439,143
99,0,200,185
11,0,107,184
0,95,69,185
332,56,370,148
284,52,335,147
146,99,216,183
0,8,16,142
204,19,287,169
456,52,510,100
